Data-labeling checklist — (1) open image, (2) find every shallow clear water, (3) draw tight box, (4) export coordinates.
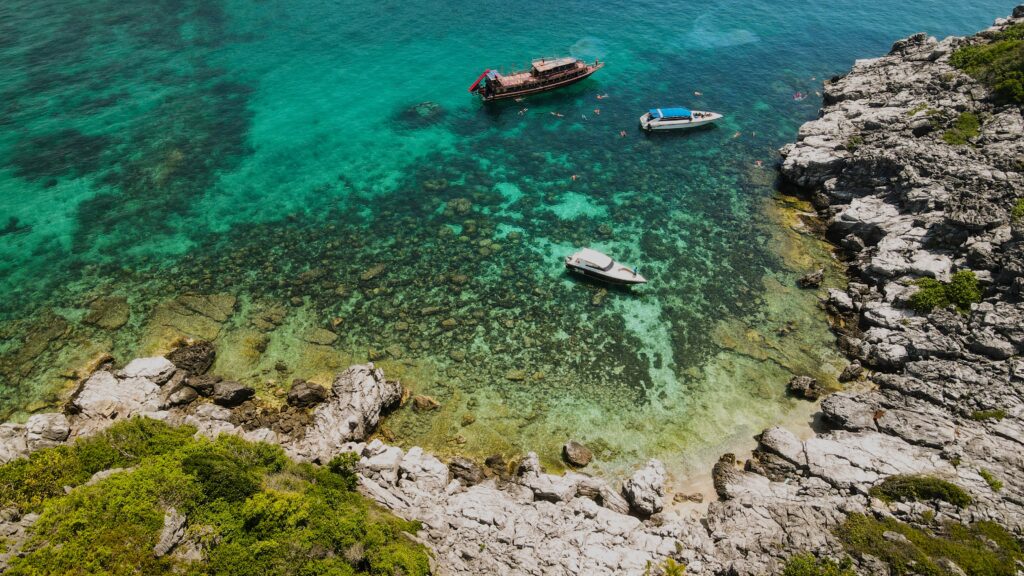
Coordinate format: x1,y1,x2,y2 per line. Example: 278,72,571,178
0,0,1008,480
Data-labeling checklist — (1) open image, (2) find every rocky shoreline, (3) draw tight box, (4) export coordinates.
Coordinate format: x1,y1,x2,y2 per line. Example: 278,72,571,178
3,9,1024,576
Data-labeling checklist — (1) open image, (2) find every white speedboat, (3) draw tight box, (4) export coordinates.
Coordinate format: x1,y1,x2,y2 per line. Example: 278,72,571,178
639,107,723,132
565,248,647,286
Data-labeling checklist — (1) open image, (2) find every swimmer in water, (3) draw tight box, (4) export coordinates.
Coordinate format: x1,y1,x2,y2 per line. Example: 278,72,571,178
597,94,608,99
755,160,763,168
694,91,703,96
550,112,564,118
594,109,600,115
571,174,578,181
733,131,741,139
619,130,627,137
519,108,528,116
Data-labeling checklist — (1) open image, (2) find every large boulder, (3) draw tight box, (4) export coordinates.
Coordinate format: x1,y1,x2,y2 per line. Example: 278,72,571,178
622,459,665,516
562,441,593,467
787,376,822,400
211,381,254,407
69,371,161,423
118,357,176,385
166,341,215,376
292,364,402,462
25,413,70,451
287,380,327,408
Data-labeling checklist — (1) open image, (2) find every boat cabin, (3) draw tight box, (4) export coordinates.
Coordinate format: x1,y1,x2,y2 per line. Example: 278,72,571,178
649,107,693,121
532,57,578,77
575,248,614,271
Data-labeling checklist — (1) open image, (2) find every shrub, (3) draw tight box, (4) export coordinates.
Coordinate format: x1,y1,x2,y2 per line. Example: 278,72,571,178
910,277,949,313
941,112,981,145
1012,198,1024,222
782,553,856,576
869,475,972,508
845,135,864,151
836,514,1023,576
946,270,982,310
909,271,982,313
969,409,1006,421
3,419,430,576
950,23,1024,105
181,451,262,503
0,418,195,512
979,468,1004,492
327,452,361,491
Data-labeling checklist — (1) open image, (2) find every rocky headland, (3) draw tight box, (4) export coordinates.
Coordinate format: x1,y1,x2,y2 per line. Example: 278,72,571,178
3,9,1024,576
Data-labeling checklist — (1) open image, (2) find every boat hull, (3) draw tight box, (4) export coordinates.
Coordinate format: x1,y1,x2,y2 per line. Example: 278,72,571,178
565,263,647,286
480,64,603,102
640,111,722,131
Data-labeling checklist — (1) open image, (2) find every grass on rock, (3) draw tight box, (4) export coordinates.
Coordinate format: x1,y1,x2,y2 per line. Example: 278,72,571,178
941,112,981,145
868,475,972,508
979,468,1004,492
836,514,1023,576
969,409,1007,422
0,418,429,576
782,553,856,576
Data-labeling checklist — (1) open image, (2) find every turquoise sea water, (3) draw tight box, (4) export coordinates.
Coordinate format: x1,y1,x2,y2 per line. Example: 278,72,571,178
0,0,1010,481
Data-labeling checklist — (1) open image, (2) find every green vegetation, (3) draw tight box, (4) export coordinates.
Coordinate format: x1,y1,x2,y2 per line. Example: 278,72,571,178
845,135,864,151
869,475,972,508
782,553,856,576
909,270,982,313
907,102,929,116
644,558,687,576
970,409,1007,422
1011,198,1024,222
950,23,1024,105
941,112,981,145
0,418,429,576
979,468,1004,492
836,514,1023,576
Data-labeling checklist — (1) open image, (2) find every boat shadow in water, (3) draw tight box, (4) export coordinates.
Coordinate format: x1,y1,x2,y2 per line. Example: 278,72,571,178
640,123,719,137
563,269,645,294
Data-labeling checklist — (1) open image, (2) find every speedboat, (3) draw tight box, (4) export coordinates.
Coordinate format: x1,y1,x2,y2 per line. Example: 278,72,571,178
565,248,647,285
639,107,723,132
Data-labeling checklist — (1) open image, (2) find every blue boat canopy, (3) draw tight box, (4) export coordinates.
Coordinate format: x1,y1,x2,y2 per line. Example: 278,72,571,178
649,107,692,119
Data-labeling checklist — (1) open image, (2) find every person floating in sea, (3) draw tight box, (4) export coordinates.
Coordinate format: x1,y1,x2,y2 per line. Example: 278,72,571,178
619,130,627,138
732,131,741,139
550,112,564,118
793,91,807,101
571,174,579,181
755,160,763,168
596,94,608,100
593,108,600,115
518,108,528,116
694,91,703,96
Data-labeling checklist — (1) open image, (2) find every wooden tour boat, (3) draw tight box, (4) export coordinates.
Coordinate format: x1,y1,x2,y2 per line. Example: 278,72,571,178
468,57,604,102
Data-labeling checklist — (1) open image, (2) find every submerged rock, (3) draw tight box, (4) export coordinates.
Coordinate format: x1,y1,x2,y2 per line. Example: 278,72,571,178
797,268,825,288
562,441,593,467
166,341,215,376
786,375,822,400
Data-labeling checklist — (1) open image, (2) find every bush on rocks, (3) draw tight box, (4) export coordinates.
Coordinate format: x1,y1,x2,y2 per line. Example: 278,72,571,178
868,475,972,508
0,419,429,576
950,22,1024,105
909,270,982,313
941,112,981,145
